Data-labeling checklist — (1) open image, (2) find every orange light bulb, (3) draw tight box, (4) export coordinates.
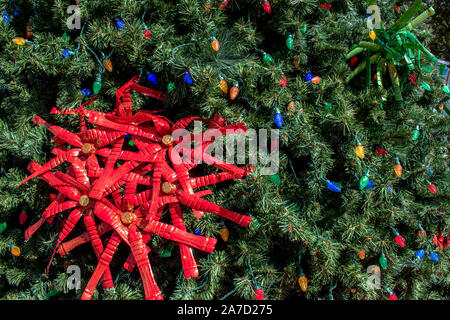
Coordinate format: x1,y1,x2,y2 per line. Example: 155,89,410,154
298,275,308,292
311,76,321,84
11,246,21,256
230,83,239,100
287,101,296,114
211,38,220,52
219,79,228,94
357,249,366,260
103,59,113,72
220,228,229,242
205,0,211,12
369,30,376,40
355,145,365,159
394,164,402,177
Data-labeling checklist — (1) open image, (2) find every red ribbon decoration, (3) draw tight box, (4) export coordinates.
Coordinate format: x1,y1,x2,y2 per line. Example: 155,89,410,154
20,77,253,300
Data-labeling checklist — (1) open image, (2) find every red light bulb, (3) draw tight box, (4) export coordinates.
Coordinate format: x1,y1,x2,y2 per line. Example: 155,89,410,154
394,234,405,247
19,210,28,225
219,0,229,10
254,287,264,300
428,183,437,194
433,234,438,246
389,293,398,300
438,235,444,249
143,29,152,38
375,148,388,155
349,56,358,67
262,1,271,14
278,74,287,87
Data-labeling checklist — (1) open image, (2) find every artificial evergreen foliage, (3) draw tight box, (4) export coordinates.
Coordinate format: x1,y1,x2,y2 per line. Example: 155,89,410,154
0,0,448,300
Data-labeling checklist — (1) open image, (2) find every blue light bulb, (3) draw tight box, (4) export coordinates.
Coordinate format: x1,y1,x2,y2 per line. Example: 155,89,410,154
305,73,314,83
13,8,19,15
274,108,283,128
194,228,201,236
147,73,158,84
365,180,375,189
415,250,424,260
62,49,74,58
125,134,130,139
387,184,392,193
115,19,125,29
327,181,341,192
1,11,9,24
184,71,193,85
429,252,439,262
427,168,433,175
81,88,92,96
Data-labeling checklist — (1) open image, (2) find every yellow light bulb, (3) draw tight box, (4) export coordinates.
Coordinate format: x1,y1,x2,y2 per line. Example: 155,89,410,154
369,30,376,40
355,145,365,159
298,275,308,292
394,164,402,177
12,37,26,46
11,246,21,257
219,79,228,94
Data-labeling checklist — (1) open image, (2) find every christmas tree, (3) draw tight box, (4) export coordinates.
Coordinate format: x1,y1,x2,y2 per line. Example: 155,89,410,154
0,0,448,300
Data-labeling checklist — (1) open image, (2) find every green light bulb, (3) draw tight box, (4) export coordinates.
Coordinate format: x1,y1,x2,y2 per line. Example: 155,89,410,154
93,74,102,95
159,249,171,258
324,103,332,111
250,218,260,231
286,33,294,50
62,32,70,41
269,174,281,185
0,222,7,234
167,82,175,92
359,170,370,190
128,139,135,147
421,82,431,91
301,23,307,33
379,252,388,270
47,288,59,298
262,52,274,64
412,126,420,140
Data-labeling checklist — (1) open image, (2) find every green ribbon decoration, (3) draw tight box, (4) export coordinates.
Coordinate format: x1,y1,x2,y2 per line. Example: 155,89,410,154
346,2,442,102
